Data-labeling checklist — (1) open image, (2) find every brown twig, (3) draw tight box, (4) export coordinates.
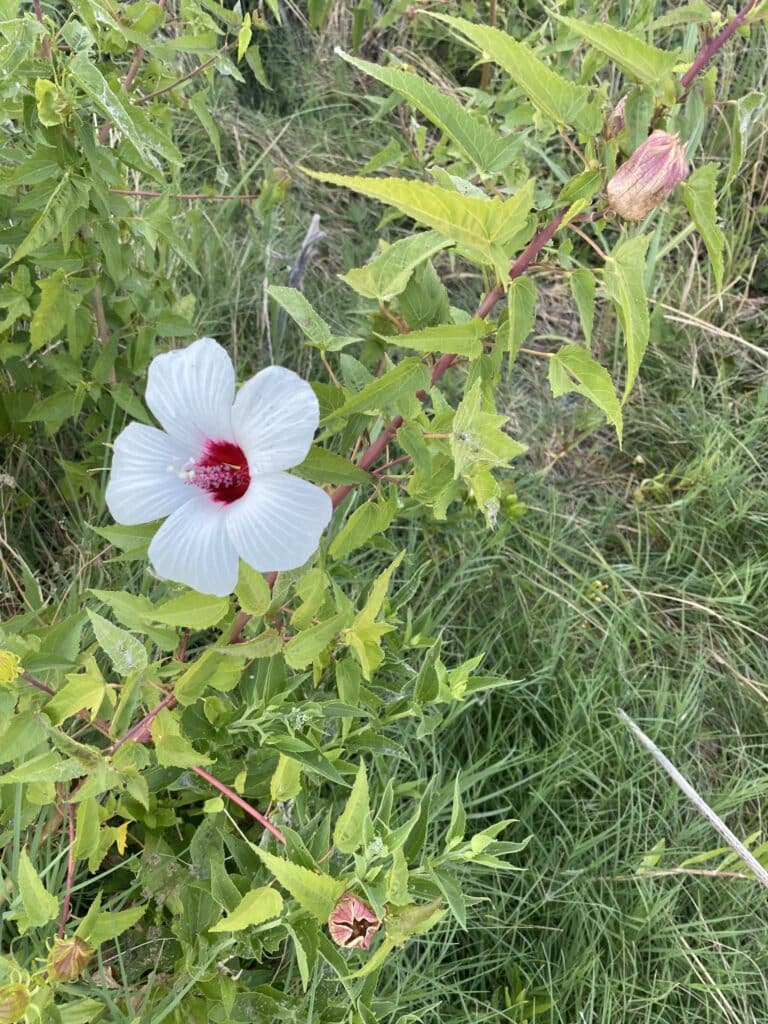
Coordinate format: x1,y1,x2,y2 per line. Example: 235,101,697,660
58,804,76,937
109,188,261,202
135,49,228,105
32,0,51,59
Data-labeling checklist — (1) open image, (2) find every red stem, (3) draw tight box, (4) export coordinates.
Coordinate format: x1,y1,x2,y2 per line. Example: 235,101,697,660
680,0,758,90
58,805,76,937
109,691,178,753
190,765,285,844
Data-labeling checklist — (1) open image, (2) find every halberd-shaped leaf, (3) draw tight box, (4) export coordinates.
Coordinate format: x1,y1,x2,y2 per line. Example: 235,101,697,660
683,164,725,294
333,760,370,854
254,848,345,923
602,234,651,399
555,16,681,88
337,49,516,173
430,13,602,135
341,231,451,301
548,344,623,444
209,886,283,932
304,170,535,278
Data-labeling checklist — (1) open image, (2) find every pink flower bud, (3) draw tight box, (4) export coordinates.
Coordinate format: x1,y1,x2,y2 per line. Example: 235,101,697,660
0,984,30,1024
47,935,94,982
327,892,380,950
605,95,626,138
607,130,689,221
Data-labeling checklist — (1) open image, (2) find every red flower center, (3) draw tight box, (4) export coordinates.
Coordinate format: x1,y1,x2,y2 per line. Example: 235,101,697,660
187,440,250,504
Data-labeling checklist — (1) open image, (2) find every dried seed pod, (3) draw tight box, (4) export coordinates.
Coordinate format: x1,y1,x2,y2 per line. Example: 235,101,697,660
327,892,380,950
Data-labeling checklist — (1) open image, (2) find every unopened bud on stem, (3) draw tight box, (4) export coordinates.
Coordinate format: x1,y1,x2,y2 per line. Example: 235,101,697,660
47,935,95,982
0,984,30,1024
605,95,627,138
607,130,689,221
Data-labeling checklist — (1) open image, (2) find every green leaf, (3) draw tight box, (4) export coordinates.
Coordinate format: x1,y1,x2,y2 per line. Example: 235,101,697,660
304,170,535,276
326,358,430,422
386,896,445,947
602,234,651,399
0,710,48,764
329,491,398,560
683,164,725,293
244,43,271,91
77,904,145,945
451,380,526,479
150,708,213,768
270,754,302,802
188,90,222,162
284,614,347,670
4,173,80,269
430,14,601,134
69,53,182,170
235,562,273,616
341,231,450,301
87,610,148,675
44,671,105,726
570,268,596,344
0,751,84,786
292,446,370,486
501,277,536,359
150,591,230,630
209,886,283,932
337,50,515,173
446,774,467,849
333,760,370,854
382,318,488,358
18,849,58,929
73,797,101,860
268,286,332,346
344,552,404,680
29,270,80,351
555,16,680,87
237,13,252,61
254,848,345,923
548,344,623,443
174,649,244,706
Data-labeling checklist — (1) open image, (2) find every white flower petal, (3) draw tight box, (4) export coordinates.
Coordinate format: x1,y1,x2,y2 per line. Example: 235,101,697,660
148,493,240,596
146,337,235,448
231,366,319,473
225,472,332,572
105,423,196,526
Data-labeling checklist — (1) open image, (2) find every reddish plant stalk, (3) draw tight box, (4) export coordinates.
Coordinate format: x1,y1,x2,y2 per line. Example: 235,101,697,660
190,765,285,844
680,0,758,90
58,805,76,937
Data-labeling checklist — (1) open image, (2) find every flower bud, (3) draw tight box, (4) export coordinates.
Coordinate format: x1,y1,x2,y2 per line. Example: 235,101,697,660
327,892,380,950
607,130,689,221
605,95,626,138
47,935,94,982
0,984,30,1024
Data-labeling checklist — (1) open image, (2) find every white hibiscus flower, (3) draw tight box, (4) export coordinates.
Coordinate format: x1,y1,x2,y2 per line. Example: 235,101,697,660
105,337,332,596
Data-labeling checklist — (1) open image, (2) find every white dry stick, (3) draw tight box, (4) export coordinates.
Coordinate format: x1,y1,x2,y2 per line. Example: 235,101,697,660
618,708,768,889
